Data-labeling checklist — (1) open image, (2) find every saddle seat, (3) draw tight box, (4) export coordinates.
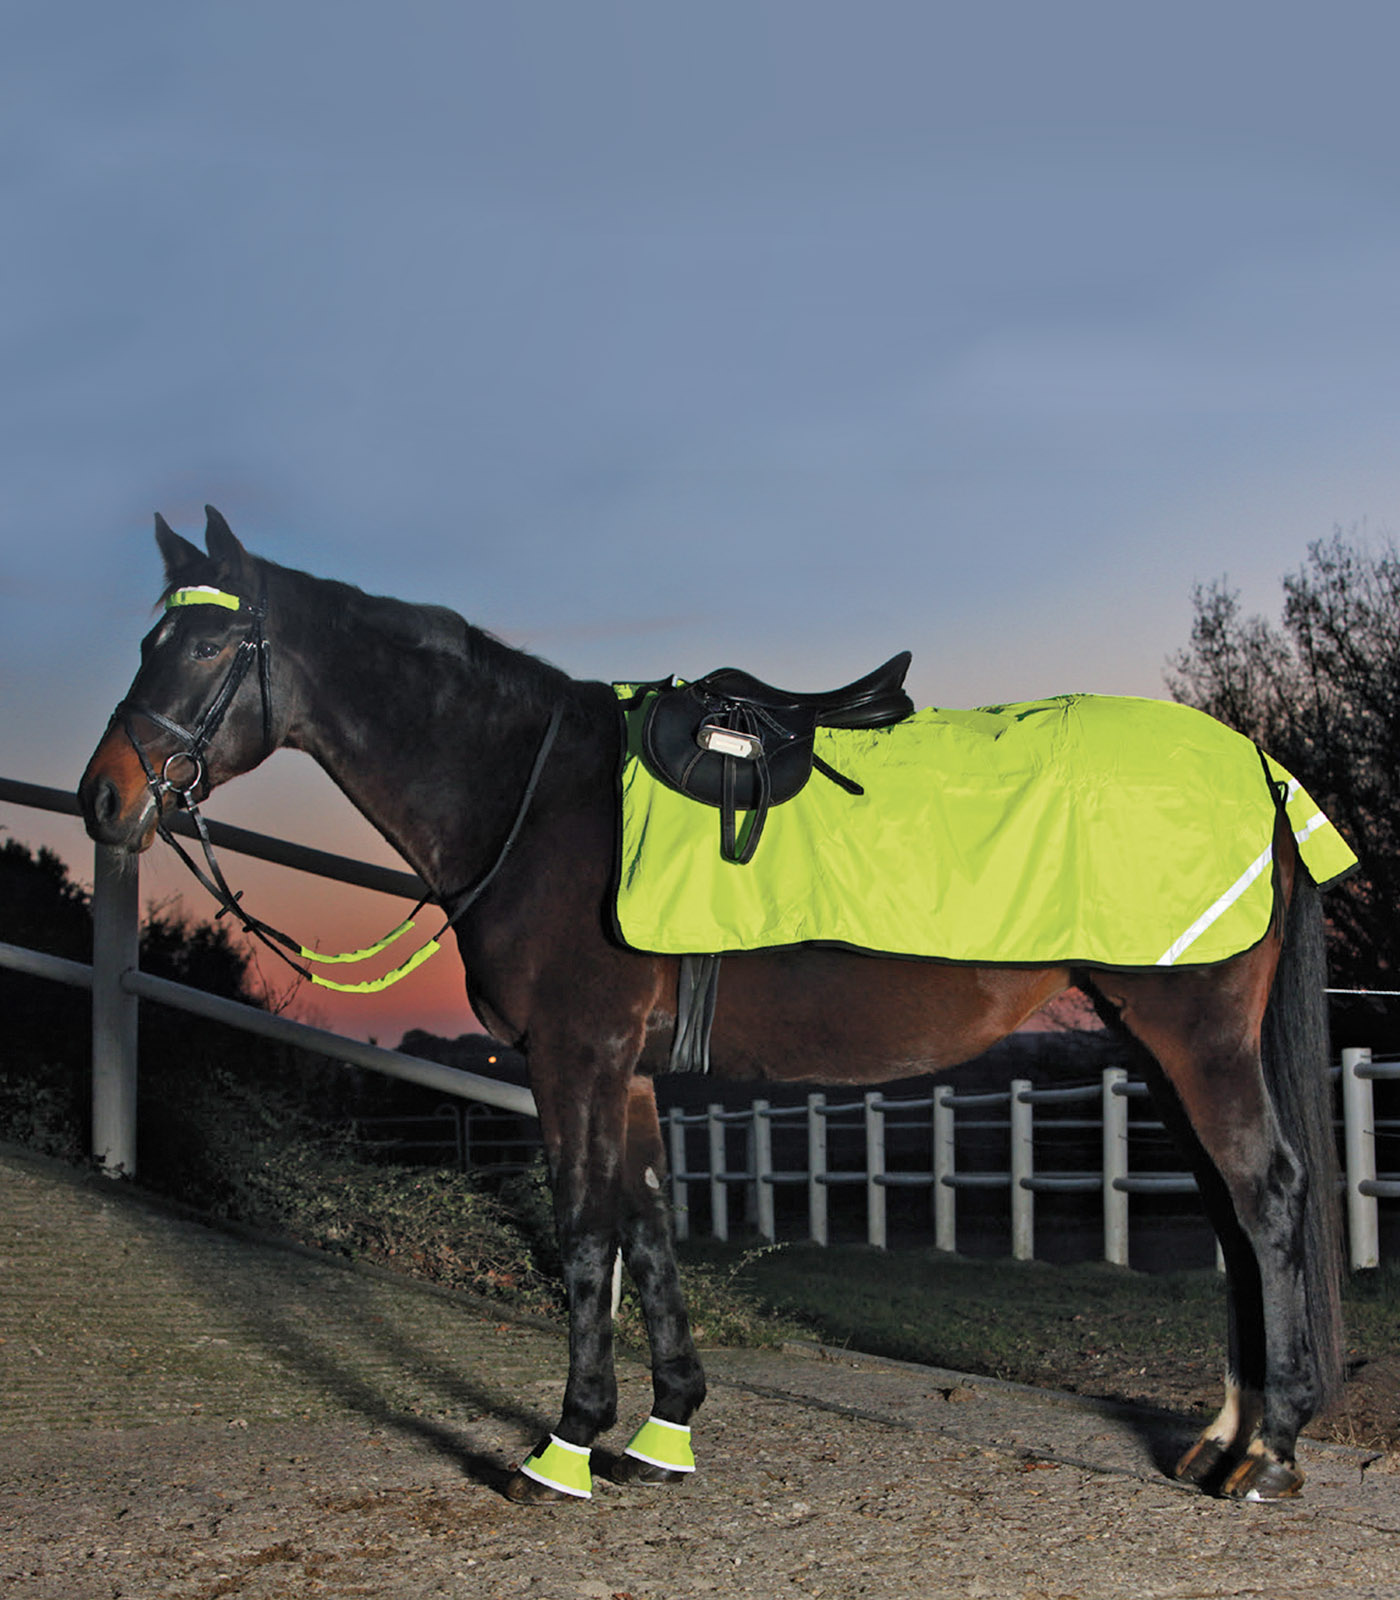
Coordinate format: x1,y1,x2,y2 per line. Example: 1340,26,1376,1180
640,651,915,864
693,650,915,729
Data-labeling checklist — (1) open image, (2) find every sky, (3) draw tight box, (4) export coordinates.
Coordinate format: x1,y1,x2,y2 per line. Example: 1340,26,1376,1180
4,1,1400,1043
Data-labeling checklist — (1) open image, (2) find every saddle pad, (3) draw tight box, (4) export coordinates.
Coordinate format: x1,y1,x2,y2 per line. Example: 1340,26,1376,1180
613,689,1356,968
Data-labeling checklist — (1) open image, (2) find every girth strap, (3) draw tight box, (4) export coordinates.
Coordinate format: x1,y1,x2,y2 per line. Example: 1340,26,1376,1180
670,953,721,1074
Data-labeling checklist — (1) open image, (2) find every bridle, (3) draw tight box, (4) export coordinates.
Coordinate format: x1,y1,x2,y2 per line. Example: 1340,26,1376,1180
119,583,274,811
112,580,563,994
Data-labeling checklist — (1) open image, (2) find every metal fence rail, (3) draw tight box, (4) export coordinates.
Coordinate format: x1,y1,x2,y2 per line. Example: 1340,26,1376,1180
0,780,536,1181
3,776,1397,1271
664,1052,1400,1271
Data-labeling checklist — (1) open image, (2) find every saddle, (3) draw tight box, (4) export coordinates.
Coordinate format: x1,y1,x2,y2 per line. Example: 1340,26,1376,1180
641,651,915,864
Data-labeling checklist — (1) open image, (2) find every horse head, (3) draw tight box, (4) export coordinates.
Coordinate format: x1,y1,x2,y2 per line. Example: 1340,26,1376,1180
79,506,282,853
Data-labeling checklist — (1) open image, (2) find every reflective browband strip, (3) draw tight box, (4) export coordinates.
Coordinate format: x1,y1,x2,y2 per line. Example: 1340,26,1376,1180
167,585,244,610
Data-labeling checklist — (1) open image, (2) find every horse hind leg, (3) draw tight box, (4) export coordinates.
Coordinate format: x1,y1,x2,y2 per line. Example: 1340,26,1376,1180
1188,1122,1326,1500
1090,954,1340,1499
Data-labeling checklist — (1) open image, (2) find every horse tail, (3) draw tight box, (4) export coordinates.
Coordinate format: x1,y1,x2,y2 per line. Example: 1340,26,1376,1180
1261,862,1345,1409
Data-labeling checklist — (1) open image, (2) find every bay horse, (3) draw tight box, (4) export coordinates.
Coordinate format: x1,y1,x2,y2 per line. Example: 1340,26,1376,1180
79,507,1343,1503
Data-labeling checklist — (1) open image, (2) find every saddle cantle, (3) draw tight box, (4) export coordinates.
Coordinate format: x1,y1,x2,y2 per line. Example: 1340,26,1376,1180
640,651,914,864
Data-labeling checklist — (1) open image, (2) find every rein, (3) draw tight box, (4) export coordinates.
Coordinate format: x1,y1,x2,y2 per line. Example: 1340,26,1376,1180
118,583,564,994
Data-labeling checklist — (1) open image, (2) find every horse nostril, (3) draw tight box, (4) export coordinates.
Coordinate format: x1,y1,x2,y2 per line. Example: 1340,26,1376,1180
93,777,120,826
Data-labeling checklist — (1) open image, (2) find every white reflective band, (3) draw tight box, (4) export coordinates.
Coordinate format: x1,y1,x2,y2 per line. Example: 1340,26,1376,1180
1156,798,1328,967
1156,845,1273,966
1292,809,1327,844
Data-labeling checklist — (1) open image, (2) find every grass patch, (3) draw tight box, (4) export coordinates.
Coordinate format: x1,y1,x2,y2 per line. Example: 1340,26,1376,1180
680,1239,1226,1389
679,1238,1400,1441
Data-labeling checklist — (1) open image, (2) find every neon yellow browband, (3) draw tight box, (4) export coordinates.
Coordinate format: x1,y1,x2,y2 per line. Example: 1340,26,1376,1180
166,585,242,611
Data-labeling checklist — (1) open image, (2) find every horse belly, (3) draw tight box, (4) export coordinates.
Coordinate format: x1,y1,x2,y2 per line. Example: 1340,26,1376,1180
695,948,1072,1086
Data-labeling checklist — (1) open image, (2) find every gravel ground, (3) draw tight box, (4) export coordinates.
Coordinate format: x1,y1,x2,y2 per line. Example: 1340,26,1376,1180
3,1144,1400,1600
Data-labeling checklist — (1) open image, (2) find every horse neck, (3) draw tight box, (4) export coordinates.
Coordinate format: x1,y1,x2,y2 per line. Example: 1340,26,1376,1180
269,565,596,896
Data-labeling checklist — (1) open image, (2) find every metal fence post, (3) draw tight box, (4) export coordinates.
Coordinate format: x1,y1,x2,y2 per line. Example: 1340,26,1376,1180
1102,1067,1129,1266
865,1092,887,1248
707,1104,728,1242
667,1110,690,1243
1010,1078,1034,1261
752,1099,775,1242
91,843,140,1176
807,1093,828,1245
1342,1046,1379,1270
933,1084,956,1253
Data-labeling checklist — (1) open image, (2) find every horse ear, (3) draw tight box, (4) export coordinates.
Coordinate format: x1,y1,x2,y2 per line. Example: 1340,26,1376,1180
203,505,249,573
155,513,206,584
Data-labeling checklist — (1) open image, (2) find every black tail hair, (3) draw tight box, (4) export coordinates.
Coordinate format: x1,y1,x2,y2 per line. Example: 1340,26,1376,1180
1261,866,1345,1409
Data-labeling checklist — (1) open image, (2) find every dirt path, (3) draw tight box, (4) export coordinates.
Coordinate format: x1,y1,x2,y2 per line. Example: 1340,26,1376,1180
3,1144,1399,1600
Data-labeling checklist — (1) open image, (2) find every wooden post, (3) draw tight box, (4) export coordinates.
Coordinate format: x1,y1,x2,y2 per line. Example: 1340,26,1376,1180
91,843,140,1177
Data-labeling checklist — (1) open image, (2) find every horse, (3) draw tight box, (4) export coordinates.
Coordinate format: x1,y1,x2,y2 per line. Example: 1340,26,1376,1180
79,506,1344,1504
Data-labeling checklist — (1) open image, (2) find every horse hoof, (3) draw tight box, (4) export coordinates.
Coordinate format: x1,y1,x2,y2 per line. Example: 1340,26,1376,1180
1220,1453,1305,1501
503,1471,585,1505
611,1454,689,1488
1174,1436,1234,1491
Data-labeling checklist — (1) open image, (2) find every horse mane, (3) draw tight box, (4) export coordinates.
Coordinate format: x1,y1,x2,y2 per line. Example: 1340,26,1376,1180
157,542,579,717
266,555,576,706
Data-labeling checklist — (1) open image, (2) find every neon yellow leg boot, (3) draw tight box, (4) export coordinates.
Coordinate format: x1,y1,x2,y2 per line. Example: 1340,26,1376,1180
619,1415,697,1484
512,1434,594,1500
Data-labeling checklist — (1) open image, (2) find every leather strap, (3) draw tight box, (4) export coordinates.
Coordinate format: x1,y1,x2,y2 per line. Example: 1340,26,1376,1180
670,953,721,1074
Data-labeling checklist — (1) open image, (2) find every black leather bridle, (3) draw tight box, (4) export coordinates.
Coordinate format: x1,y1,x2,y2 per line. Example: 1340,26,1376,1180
118,586,274,811
110,581,563,992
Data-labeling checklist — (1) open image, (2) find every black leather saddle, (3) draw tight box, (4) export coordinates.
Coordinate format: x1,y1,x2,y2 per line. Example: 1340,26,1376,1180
640,651,914,864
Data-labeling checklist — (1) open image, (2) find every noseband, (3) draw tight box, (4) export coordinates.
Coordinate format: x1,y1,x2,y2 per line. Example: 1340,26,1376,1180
118,583,274,808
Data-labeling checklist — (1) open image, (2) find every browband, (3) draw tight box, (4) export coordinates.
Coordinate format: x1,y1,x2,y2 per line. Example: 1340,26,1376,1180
166,586,243,612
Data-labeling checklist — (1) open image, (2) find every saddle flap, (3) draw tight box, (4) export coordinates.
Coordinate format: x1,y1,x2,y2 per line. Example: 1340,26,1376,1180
642,685,815,812
638,651,914,864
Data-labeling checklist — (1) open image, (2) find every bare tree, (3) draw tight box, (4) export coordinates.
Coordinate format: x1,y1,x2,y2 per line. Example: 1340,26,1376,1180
1167,530,1400,986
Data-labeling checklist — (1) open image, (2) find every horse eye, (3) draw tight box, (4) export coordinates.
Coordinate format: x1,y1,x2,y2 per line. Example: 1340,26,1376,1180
190,639,223,661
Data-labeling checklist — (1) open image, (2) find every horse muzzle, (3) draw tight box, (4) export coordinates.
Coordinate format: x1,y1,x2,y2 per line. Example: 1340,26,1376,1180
79,733,161,853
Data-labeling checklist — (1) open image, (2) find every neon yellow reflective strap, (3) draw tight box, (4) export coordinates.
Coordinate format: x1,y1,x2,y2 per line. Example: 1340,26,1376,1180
623,1415,696,1473
298,918,416,965
518,1435,593,1498
166,585,243,611
309,938,441,993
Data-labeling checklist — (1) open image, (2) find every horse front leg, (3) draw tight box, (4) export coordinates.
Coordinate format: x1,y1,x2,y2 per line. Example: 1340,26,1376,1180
612,1076,706,1486
506,1044,632,1504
